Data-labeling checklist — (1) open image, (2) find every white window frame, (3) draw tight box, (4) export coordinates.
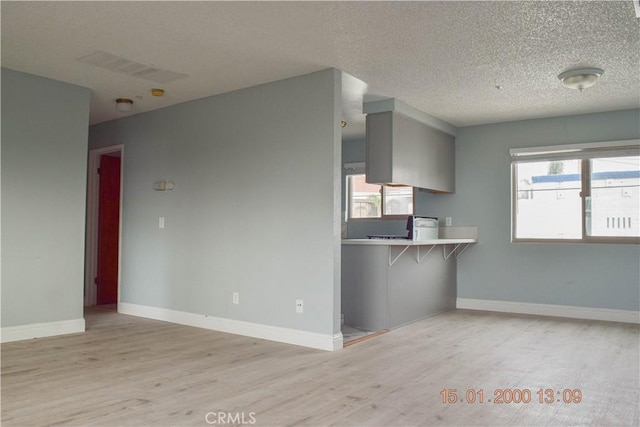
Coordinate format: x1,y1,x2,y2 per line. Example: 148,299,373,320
510,139,640,244
344,163,415,221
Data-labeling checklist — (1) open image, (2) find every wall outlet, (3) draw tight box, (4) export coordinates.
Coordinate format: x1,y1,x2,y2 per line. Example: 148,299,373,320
232,292,239,304
296,299,303,313
159,216,165,229
445,217,452,227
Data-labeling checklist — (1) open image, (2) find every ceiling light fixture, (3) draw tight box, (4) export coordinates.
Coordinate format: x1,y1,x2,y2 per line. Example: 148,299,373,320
558,67,604,92
115,98,133,112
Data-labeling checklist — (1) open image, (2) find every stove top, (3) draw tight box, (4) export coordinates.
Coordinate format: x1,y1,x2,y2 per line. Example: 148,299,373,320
366,235,410,240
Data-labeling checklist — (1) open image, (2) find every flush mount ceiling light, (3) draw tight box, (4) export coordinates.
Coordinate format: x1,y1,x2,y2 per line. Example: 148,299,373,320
558,67,604,91
115,98,133,112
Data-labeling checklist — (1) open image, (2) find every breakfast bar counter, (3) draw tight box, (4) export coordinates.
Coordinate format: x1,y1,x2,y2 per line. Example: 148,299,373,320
343,238,476,265
342,238,477,245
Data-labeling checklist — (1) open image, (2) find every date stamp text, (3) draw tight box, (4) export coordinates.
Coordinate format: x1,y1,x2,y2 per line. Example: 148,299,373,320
440,388,583,404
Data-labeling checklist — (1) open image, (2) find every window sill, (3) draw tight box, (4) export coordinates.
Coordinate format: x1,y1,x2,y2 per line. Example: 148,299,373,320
512,237,640,244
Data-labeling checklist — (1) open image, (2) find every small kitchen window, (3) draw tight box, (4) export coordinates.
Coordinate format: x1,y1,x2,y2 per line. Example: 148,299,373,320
345,172,414,220
510,140,640,243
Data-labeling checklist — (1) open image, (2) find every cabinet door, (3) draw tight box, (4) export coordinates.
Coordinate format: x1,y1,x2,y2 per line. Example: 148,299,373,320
392,112,455,193
366,111,455,192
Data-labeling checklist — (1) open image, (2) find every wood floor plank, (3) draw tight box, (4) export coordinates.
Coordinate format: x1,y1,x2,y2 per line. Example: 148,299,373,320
1,307,638,426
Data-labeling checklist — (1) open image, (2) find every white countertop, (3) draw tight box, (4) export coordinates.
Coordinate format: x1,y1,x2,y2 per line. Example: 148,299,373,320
342,238,477,246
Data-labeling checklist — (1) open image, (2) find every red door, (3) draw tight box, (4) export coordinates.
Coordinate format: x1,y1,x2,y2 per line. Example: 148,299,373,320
96,154,121,305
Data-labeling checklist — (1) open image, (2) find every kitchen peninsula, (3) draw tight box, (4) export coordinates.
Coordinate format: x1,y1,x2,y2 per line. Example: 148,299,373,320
341,229,477,333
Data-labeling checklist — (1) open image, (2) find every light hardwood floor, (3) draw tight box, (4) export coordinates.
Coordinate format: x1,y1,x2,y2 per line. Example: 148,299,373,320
2,307,638,426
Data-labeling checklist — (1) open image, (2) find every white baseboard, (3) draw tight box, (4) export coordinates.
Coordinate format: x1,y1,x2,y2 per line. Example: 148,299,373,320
457,298,640,324
118,302,343,351
1,318,86,343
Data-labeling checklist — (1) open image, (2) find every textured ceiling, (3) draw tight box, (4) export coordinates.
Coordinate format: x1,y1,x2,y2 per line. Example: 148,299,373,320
2,1,639,134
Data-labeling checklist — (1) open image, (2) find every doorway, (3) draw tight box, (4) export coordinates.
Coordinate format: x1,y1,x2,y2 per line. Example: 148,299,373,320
85,145,124,306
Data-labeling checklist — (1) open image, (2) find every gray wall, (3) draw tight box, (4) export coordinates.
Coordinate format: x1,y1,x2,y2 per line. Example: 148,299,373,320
417,109,640,311
89,69,342,335
1,68,91,327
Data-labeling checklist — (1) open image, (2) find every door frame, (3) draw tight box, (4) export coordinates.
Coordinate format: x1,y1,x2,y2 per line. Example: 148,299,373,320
85,145,124,306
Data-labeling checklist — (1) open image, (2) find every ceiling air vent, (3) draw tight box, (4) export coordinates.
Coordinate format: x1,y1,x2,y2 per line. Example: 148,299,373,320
77,50,188,84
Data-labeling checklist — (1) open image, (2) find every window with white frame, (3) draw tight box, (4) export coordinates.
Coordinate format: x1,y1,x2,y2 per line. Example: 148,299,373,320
344,163,414,220
511,140,640,242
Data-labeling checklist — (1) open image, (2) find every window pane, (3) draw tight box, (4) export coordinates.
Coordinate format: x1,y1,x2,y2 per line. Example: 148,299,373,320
588,156,640,237
383,186,413,215
515,160,582,239
349,175,381,218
